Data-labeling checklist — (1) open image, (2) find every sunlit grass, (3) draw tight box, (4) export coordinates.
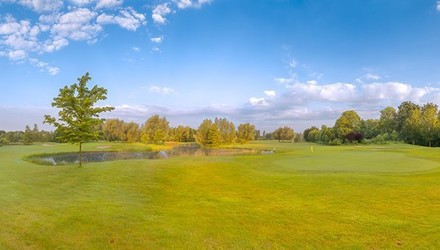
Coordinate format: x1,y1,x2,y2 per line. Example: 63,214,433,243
0,141,439,248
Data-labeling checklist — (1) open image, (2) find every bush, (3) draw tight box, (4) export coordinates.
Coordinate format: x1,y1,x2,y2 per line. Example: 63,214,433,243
328,138,342,146
371,134,387,144
0,137,9,146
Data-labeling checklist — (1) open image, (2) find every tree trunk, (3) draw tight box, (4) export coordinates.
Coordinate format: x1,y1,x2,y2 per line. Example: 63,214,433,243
79,142,83,167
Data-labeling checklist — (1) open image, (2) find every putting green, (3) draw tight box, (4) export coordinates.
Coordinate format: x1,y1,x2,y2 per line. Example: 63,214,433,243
274,146,440,173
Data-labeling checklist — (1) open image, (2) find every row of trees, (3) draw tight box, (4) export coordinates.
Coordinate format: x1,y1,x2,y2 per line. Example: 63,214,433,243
0,124,55,146
101,116,196,144
102,116,256,146
303,101,440,147
1,117,299,147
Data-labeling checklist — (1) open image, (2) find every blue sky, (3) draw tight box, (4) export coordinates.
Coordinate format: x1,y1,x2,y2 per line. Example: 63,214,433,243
1,0,440,132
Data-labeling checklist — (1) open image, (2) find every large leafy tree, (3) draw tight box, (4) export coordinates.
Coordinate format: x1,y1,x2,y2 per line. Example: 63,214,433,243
421,103,439,147
207,124,222,146
273,126,295,142
334,110,361,142
102,119,126,141
396,101,419,134
44,73,114,167
402,107,422,145
237,123,256,144
214,117,237,144
360,119,379,139
318,125,336,144
194,119,214,146
379,106,397,134
173,125,195,142
141,115,170,144
125,122,141,143
303,126,319,142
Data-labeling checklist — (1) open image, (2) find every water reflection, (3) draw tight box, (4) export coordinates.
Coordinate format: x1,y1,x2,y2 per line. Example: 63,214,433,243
31,144,258,165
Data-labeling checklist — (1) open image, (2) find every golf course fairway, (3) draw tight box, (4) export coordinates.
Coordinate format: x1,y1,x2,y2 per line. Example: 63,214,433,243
1,141,439,248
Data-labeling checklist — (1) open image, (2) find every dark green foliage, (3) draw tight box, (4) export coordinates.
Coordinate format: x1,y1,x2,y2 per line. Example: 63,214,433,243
303,126,319,142
307,101,440,147
23,125,33,145
328,138,342,145
360,119,379,139
334,110,361,141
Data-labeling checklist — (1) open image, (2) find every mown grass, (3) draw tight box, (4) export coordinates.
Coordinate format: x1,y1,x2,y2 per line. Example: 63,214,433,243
0,141,439,249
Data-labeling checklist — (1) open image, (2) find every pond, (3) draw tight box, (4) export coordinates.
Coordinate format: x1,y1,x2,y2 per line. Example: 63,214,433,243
29,145,259,166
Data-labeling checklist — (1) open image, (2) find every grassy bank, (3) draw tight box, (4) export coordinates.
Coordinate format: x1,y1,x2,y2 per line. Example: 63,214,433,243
0,141,439,248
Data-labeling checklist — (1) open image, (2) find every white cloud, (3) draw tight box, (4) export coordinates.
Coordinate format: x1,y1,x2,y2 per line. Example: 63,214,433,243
69,0,94,6
176,0,212,9
50,8,101,41
365,73,380,80
0,0,211,74
95,0,122,9
8,50,27,60
177,0,191,9
152,3,171,24
437,1,440,11
149,86,177,95
249,97,268,106
274,77,295,86
363,82,434,102
97,7,146,31
288,81,358,103
41,36,69,53
132,46,140,52
0,17,41,55
264,90,276,97
356,73,381,83
150,36,163,43
17,0,63,12
28,57,59,75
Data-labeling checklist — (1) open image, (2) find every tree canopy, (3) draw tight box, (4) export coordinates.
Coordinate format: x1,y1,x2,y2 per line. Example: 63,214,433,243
237,123,256,144
44,73,114,166
141,115,170,144
334,110,361,142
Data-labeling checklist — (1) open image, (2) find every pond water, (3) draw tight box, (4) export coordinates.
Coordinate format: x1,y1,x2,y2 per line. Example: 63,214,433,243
31,145,258,166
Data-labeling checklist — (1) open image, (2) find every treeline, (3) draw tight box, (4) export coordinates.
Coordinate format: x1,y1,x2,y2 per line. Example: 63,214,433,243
101,116,257,146
100,115,196,144
256,126,300,142
1,115,299,147
0,124,55,146
303,101,440,147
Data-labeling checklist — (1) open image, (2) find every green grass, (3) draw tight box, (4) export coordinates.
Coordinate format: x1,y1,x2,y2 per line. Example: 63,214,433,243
1,141,439,249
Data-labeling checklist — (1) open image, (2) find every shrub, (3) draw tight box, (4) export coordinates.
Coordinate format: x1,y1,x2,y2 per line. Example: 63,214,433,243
0,137,9,146
328,138,342,146
372,134,387,144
